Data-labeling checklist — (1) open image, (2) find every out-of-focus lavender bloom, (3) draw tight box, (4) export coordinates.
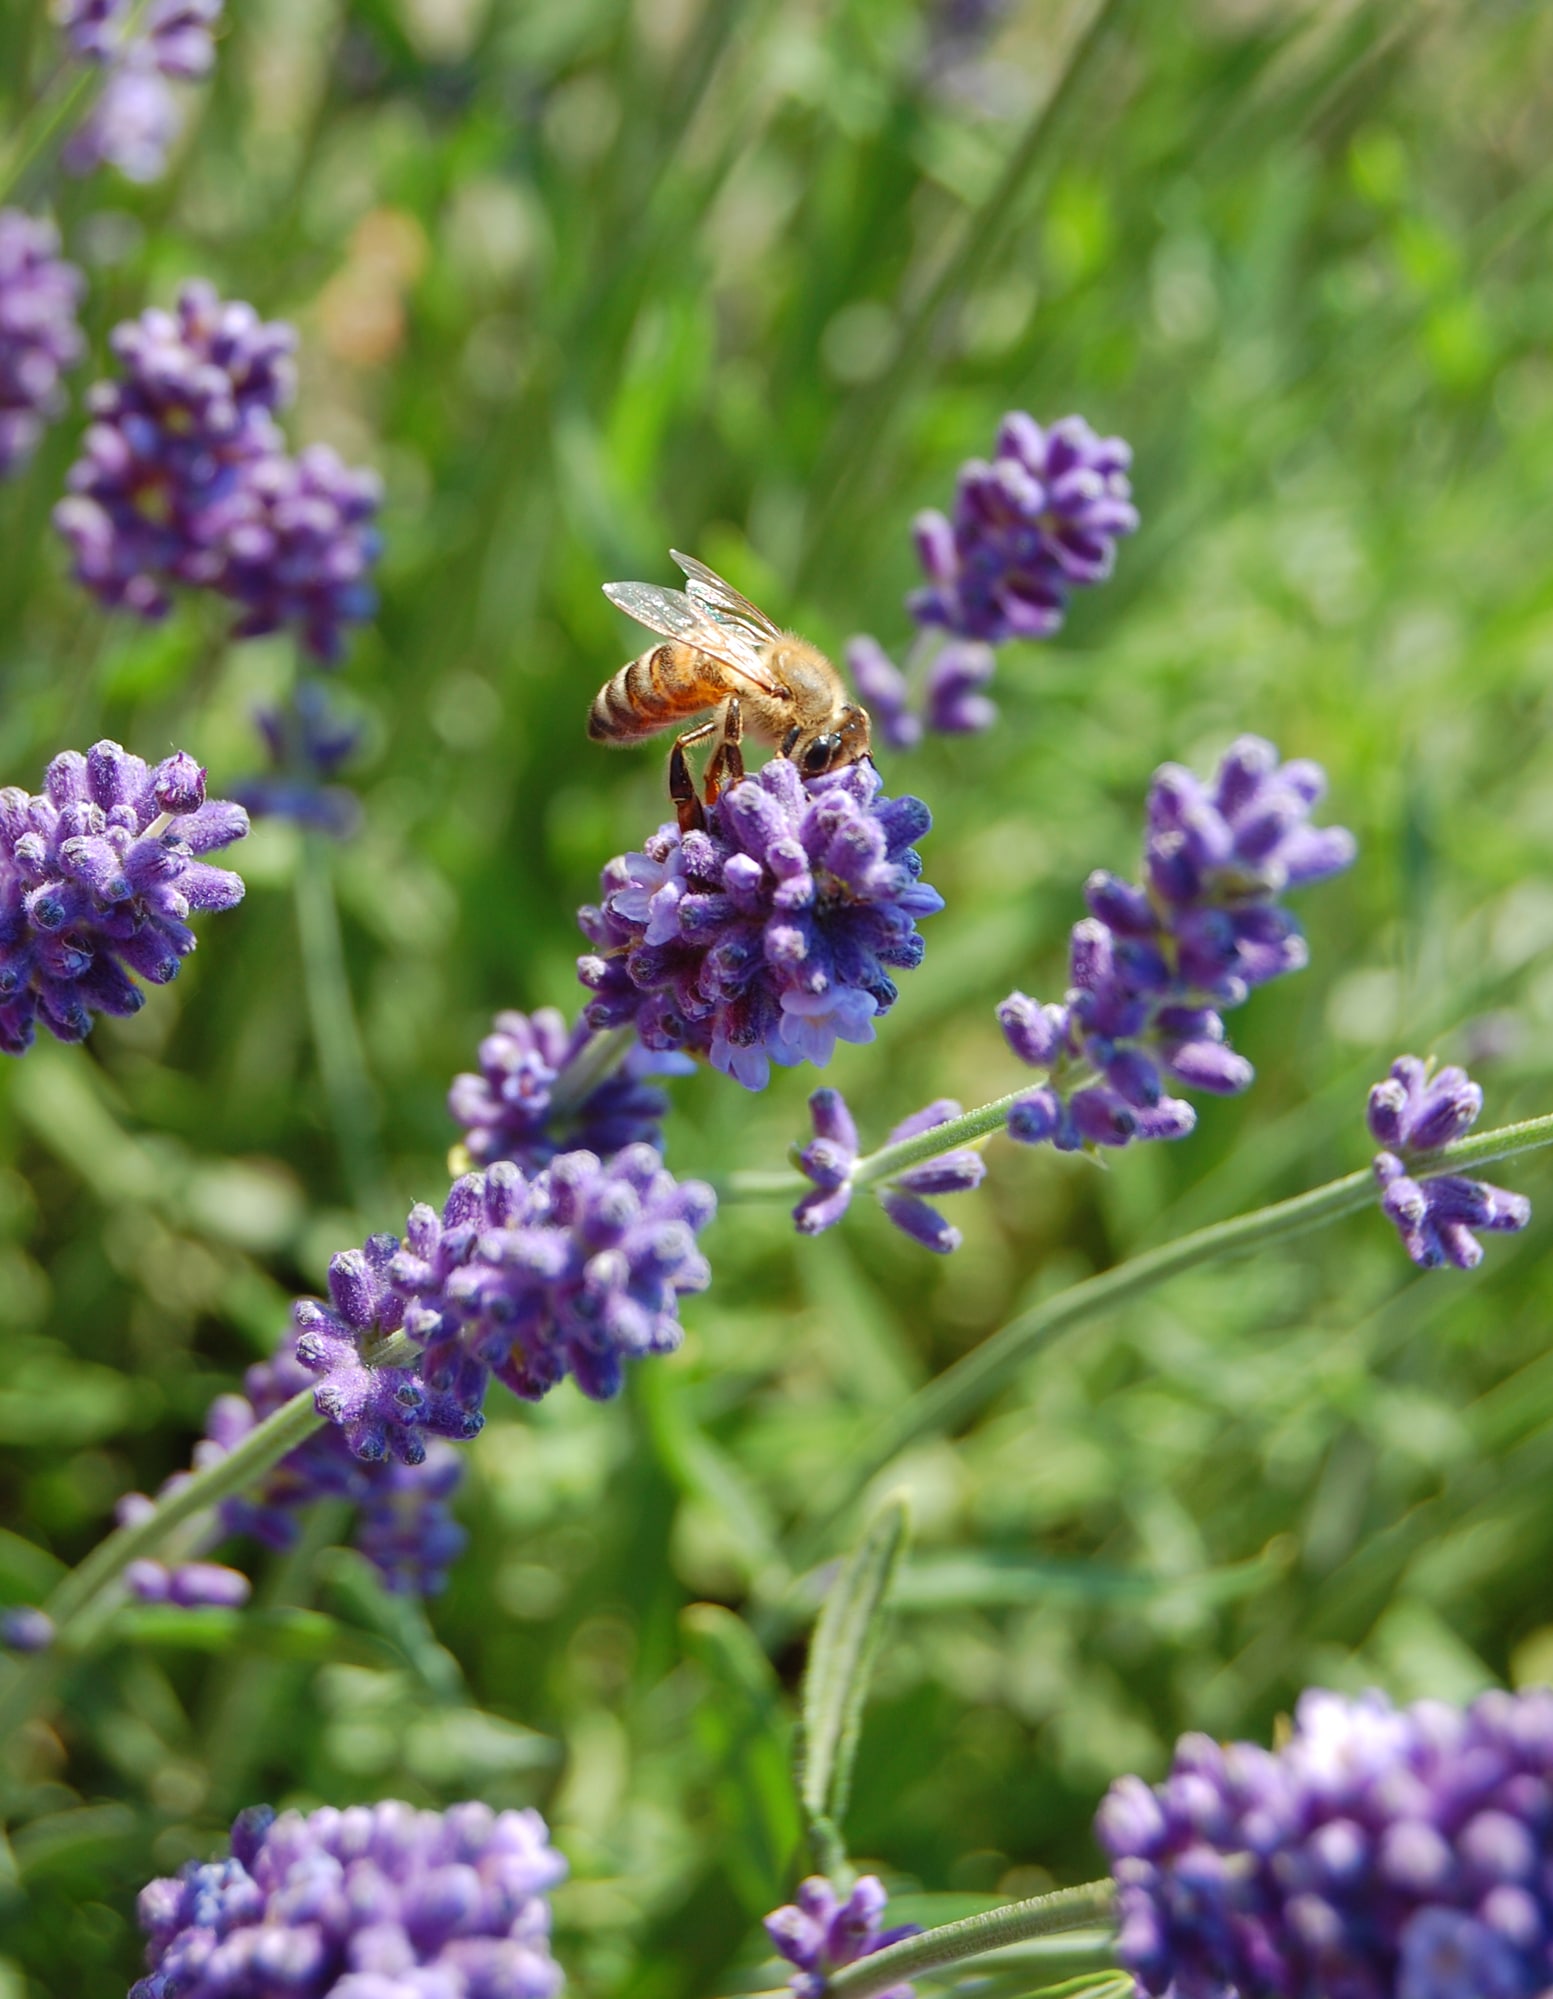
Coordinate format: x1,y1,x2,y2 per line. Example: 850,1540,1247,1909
55,283,294,617
794,1086,985,1252
910,412,1138,645
0,212,84,478
0,1606,55,1652
1098,1686,1553,1999
219,443,383,664
846,635,922,751
1000,736,1353,1154
1368,1055,1531,1271
0,740,247,1054
61,45,182,181
578,759,942,1092
448,1006,690,1172
57,0,223,182
55,284,381,659
389,1146,715,1413
132,1798,566,1999
124,1557,251,1609
232,679,363,837
924,640,996,735
766,1875,919,1999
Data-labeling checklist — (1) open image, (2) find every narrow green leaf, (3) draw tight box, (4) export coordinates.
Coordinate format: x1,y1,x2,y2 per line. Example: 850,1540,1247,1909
797,1494,909,1847
114,1605,395,1664
681,1602,803,1915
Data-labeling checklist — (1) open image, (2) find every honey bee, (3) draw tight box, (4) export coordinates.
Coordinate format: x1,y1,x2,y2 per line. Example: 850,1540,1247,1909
590,551,872,831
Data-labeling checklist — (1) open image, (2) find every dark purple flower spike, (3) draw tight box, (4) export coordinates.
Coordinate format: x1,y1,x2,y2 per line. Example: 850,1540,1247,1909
1368,1055,1531,1270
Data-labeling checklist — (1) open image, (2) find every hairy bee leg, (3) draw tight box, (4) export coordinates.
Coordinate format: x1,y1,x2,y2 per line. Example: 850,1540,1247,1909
705,698,745,803
670,720,717,834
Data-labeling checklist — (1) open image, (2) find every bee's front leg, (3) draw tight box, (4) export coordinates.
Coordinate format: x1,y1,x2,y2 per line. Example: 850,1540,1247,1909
705,698,745,803
669,719,717,834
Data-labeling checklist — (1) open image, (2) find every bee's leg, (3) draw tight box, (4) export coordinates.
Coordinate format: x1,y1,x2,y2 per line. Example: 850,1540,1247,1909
705,698,745,802
670,719,717,834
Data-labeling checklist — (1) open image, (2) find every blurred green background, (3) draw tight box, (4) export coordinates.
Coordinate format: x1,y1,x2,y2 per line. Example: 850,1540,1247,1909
4,0,1553,1992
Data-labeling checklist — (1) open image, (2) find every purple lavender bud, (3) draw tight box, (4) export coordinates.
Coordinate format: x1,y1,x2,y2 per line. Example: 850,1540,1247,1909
143,0,224,79
1069,1085,1138,1147
132,1798,565,1999
766,1874,918,1999
218,442,383,663
1368,1059,1531,1272
908,410,1137,644
152,751,206,815
1099,1687,1553,1999
846,635,922,752
1007,1087,1063,1145
62,46,183,182
580,760,942,1091
55,0,127,63
1085,869,1157,936
1160,1039,1255,1095
0,1606,55,1652
0,211,85,478
0,738,246,1054
879,1186,961,1253
165,1560,252,1609
448,1007,682,1172
998,991,1068,1068
923,640,997,735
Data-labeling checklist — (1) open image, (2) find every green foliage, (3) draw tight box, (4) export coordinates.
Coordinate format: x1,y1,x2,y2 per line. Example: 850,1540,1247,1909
2,0,1553,1994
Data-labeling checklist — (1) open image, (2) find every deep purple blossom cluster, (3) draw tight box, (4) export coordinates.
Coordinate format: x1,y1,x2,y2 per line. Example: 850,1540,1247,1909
1368,1056,1531,1271
54,282,380,660
845,409,1136,743
999,736,1354,1153
1098,1686,1553,1999
578,759,943,1092
0,211,84,478
389,1145,715,1411
0,739,246,1054
59,0,224,183
795,1087,985,1253
449,1006,688,1171
232,679,365,836
911,412,1138,644
133,1798,565,1999
766,1875,918,1999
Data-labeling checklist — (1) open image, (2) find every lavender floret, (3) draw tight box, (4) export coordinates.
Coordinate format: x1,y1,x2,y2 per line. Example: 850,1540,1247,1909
1368,1055,1531,1271
846,635,922,751
132,1798,565,1999
765,1874,919,1999
218,442,383,664
449,1006,688,1172
0,739,247,1054
1098,1686,1553,1999
389,1146,715,1411
578,759,942,1092
61,46,182,181
923,640,997,735
0,1606,55,1652
999,736,1353,1155
793,1087,984,1251
910,411,1138,644
0,211,84,478
232,679,364,837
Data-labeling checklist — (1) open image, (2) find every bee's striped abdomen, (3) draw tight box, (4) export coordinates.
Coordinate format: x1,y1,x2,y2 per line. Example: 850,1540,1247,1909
588,644,712,743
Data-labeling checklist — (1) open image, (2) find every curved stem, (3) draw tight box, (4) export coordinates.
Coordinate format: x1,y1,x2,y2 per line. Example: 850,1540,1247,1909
826,1881,1118,1999
549,1024,639,1123
788,1111,1553,1562
0,1386,326,1738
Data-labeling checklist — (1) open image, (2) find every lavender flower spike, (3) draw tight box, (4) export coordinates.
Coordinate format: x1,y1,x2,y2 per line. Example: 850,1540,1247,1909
579,759,942,1091
0,740,247,1054
232,679,364,837
793,1088,985,1251
910,411,1138,644
0,212,85,478
1098,1686,1553,1999
1000,736,1353,1156
132,1798,566,1999
390,1146,715,1412
1368,1055,1531,1270
766,1875,919,1999
449,1005,689,1172
846,635,923,751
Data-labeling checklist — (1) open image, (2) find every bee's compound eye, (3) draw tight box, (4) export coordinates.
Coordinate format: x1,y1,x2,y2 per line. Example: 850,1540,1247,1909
801,735,839,775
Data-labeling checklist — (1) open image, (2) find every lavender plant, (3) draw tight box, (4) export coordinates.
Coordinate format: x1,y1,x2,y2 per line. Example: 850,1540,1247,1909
0,208,83,476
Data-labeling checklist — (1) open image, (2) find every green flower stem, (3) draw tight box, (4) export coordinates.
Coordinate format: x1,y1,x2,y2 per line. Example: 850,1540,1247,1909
294,837,391,1219
789,1111,1553,1562
0,1386,326,1740
825,1881,1119,1999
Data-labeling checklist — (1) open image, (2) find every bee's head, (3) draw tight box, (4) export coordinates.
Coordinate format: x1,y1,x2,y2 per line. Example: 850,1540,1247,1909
791,704,873,776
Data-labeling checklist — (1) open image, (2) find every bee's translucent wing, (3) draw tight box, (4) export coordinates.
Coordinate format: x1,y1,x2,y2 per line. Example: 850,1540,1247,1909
670,551,783,642
601,580,783,694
